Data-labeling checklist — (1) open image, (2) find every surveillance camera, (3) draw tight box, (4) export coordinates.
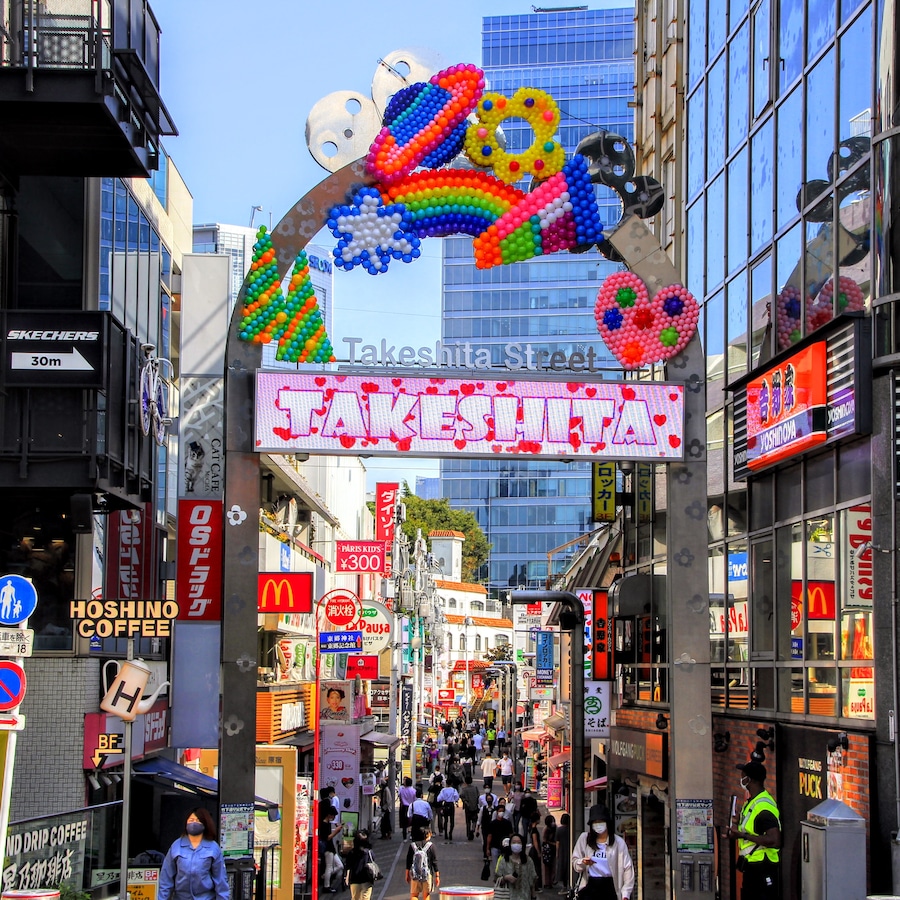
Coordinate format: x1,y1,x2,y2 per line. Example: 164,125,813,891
853,541,872,561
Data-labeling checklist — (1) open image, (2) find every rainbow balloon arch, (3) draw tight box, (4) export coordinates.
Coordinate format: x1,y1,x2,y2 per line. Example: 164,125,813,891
217,55,713,900
235,62,698,372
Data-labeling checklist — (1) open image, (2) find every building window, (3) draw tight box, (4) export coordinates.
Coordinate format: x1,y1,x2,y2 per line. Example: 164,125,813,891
448,597,457,608
460,635,467,652
475,636,482,651
446,635,453,652
497,635,510,646
471,601,484,611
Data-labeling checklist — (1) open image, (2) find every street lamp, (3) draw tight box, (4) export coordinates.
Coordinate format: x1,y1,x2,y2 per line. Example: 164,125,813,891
510,592,586,855
464,616,474,722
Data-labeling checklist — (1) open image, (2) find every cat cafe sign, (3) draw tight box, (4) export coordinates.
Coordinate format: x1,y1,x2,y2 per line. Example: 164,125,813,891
256,372,685,462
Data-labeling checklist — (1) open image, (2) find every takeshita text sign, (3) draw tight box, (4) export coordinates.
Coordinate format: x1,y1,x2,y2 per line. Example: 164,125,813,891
255,372,685,460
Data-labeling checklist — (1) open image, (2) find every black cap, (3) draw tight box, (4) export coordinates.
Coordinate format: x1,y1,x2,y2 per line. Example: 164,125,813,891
588,804,609,823
736,761,767,782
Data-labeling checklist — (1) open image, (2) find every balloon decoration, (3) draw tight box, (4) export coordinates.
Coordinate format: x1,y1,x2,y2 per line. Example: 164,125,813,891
380,169,525,238
808,275,865,331
775,276,865,350
341,63,602,274
472,155,603,267
365,64,486,185
328,186,422,274
775,285,803,350
464,87,565,184
238,227,336,363
594,272,699,369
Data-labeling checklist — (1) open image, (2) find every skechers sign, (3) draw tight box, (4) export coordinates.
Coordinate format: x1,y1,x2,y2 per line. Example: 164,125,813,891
255,372,685,461
746,343,827,471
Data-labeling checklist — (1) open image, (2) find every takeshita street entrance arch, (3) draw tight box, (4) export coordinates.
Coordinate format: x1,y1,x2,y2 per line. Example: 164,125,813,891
219,57,712,900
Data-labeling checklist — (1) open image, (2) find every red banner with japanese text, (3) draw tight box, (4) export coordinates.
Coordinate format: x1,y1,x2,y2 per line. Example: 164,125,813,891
176,499,223,620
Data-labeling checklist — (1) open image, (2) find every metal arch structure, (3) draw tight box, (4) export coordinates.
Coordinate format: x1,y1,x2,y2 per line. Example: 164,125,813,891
220,95,712,900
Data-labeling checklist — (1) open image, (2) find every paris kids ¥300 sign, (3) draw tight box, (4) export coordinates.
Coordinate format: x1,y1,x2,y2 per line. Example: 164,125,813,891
255,371,685,461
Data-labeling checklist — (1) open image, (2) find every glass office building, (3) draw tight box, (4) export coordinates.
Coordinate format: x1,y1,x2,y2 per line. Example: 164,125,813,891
682,0,900,892
440,7,635,593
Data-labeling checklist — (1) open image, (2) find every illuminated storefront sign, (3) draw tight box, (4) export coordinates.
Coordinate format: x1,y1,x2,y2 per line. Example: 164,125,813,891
591,462,616,522
176,499,223,620
256,372,685,461
258,573,314,613
746,343,827,470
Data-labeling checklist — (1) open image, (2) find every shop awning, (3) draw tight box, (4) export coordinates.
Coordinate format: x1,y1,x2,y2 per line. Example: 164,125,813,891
133,757,273,809
548,749,571,767
519,728,552,744
361,730,402,750
283,730,316,752
585,777,608,792
543,713,566,733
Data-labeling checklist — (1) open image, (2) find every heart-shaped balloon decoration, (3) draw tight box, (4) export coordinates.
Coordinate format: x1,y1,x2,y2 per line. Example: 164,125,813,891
594,273,699,369
807,275,864,332
366,64,485,185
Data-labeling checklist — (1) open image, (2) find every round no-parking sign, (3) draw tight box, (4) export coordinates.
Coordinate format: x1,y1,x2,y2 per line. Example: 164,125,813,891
0,660,27,711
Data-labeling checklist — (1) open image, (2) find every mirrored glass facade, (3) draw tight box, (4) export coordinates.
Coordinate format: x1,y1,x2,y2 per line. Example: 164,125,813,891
686,0,878,721
440,8,634,593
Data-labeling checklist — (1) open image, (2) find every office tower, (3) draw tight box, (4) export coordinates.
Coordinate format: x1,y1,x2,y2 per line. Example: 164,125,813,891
440,7,635,593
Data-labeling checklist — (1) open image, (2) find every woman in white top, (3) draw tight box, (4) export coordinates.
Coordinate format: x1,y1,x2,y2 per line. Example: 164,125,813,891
571,805,634,900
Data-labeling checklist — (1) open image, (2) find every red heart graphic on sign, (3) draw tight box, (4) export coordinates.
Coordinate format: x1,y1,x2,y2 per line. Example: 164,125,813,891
340,435,356,449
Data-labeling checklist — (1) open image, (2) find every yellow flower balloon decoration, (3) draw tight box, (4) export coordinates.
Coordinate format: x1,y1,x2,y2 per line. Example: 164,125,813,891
464,87,566,184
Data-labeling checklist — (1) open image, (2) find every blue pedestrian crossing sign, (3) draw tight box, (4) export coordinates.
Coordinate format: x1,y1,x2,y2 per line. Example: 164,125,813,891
0,575,38,626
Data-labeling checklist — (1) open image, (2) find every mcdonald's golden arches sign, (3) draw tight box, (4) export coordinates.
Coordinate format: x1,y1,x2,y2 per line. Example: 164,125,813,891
258,573,314,613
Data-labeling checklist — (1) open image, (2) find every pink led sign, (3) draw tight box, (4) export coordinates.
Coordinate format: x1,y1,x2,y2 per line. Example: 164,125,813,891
255,372,685,460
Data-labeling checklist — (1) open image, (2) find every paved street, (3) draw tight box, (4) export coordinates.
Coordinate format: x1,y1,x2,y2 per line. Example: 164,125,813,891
367,800,560,900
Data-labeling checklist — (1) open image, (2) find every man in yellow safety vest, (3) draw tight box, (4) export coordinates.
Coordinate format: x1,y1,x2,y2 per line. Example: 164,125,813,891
725,760,781,899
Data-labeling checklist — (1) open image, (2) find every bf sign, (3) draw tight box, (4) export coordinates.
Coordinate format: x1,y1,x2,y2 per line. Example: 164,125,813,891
258,573,314,613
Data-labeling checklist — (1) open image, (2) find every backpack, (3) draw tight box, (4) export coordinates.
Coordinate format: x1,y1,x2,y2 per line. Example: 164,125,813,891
410,841,432,882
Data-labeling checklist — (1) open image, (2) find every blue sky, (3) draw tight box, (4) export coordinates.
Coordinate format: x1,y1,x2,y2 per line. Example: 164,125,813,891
150,0,626,488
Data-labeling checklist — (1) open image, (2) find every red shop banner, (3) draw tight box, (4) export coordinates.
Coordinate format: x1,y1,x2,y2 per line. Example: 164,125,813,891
375,483,399,544
176,499,223,620
105,506,155,602
336,541,387,574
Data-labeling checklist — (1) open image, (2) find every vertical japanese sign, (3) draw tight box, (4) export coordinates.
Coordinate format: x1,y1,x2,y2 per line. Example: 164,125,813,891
591,590,611,680
576,589,593,675
635,463,653,523
321,725,361,813
583,680,611,738
535,632,554,685
375,483,398,576
176,499,223,620
105,507,154,602
591,462,616,522
294,776,312,884
400,684,413,751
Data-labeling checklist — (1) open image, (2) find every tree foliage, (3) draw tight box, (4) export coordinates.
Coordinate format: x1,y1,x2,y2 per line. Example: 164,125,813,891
482,643,513,663
400,483,490,583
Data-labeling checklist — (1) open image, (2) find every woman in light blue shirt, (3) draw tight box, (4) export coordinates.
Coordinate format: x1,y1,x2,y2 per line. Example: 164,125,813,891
158,808,230,900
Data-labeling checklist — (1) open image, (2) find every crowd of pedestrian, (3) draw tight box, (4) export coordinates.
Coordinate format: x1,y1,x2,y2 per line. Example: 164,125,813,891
315,714,619,900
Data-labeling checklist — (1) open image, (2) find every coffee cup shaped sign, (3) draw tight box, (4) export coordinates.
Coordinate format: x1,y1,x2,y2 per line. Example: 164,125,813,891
100,659,169,722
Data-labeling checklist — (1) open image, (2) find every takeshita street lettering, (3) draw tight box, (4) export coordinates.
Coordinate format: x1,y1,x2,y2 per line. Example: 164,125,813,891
237,62,696,371
255,372,684,460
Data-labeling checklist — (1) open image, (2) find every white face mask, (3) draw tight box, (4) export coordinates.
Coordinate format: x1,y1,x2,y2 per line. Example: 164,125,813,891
592,822,607,835
510,842,523,853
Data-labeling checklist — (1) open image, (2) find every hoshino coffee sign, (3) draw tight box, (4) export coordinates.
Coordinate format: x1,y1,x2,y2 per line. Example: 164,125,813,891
256,371,685,461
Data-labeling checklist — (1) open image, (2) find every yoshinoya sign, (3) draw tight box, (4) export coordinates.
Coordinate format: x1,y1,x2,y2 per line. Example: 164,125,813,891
745,343,827,471
256,371,685,461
